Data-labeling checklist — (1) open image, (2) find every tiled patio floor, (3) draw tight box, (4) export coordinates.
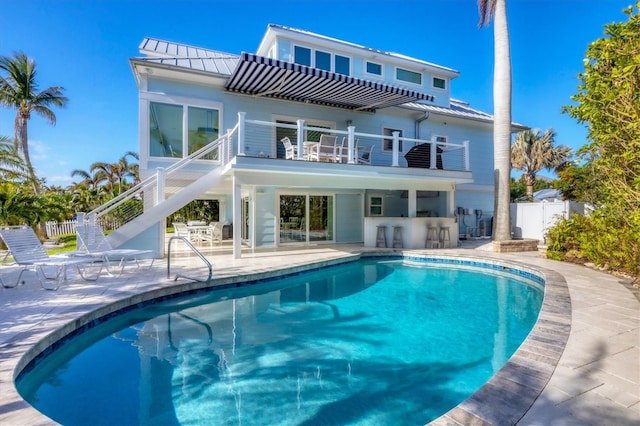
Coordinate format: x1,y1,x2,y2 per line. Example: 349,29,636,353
0,242,638,425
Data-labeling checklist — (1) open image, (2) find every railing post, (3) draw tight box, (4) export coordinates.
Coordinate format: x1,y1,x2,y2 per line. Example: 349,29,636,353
463,140,470,171
392,131,400,167
156,167,165,205
296,119,305,160
430,139,438,170
237,112,246,156
347,126,356,164
225,128,233,164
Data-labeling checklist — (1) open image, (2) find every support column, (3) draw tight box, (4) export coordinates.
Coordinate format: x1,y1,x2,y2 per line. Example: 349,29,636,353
408,189,417,218
232,176,242,259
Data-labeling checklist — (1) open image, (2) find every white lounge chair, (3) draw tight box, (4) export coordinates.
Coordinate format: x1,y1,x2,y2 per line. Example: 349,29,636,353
75,223,154,276
0,226,103,290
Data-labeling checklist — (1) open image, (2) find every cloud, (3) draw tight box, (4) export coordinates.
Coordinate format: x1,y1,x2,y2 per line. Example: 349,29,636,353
29,139,50,161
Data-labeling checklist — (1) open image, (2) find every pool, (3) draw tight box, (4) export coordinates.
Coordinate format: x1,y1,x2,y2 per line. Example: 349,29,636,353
16,257,545,425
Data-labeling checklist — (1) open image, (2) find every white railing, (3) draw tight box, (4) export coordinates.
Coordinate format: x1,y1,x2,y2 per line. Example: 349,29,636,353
86,126,237,226
240,113,469,171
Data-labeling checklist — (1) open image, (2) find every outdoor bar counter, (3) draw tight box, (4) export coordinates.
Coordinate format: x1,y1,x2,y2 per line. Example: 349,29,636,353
364,217,458,249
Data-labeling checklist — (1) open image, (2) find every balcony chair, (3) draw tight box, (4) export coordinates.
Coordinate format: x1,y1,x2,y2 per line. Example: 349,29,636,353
338,137,359,163
357,145,374,165
280,137,298,160
308,134,338,162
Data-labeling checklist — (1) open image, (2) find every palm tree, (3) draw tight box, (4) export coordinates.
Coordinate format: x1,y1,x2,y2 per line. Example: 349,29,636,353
512,129,572,200
0,135,27,179
478,0,512,241
0,52,68,194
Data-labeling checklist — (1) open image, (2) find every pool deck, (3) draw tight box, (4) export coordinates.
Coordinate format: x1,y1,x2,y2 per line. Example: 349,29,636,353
0,242,638,425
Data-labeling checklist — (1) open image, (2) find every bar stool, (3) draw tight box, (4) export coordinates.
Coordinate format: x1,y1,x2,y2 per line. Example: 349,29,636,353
376,225,388,248
426,226,439,248
392,226,403,248
439,226,451,248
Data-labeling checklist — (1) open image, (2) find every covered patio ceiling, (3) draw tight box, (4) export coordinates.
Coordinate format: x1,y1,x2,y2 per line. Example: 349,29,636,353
225,53,435,113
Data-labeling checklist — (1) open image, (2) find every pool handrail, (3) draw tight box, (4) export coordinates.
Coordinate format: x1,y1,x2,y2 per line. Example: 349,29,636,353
167,236,213,283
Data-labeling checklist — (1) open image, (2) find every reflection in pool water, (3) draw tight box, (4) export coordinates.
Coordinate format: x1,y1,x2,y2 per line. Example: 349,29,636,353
17,258,543,425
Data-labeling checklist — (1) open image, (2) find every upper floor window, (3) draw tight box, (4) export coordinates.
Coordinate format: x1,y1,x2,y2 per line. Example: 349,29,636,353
382,128,403,152
433,77,446,90
335,55,350,75
396,68,422,85
366,61,382,76
149,101,219,159
294,45,311,66
293,45,350,76
315,50,331,71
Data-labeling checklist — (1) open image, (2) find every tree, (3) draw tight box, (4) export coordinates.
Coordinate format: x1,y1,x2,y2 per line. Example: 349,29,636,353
478,0,512,242
556,3,640,279
0,135,27,179
511,128,572,200
0,52,68,194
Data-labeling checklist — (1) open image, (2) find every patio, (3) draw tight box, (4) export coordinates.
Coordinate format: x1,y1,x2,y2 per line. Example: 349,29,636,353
0,243,637,425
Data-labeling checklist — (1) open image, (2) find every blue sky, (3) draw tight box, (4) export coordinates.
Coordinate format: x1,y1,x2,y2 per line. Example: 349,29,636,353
0,0,633,187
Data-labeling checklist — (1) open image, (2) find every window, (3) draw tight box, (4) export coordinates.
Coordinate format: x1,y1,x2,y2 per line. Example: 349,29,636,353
382,128,403,152
335,55,350,75
149,102,183,157
315,50,331,71
433,77,446,89
149,101,220,159
368,195,383,216
292,45,350,75
294,45,311,66
188,107,219,155
366,61,382,76
396,68,422,85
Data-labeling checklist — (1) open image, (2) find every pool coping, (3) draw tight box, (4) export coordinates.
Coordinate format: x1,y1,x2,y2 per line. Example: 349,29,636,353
1,251,570,425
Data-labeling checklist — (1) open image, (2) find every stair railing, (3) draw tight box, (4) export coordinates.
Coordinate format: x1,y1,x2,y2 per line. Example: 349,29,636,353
87,124,239,226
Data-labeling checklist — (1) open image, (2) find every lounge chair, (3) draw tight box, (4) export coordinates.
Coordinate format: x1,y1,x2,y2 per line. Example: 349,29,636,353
0,226,103,290
75,223,154,276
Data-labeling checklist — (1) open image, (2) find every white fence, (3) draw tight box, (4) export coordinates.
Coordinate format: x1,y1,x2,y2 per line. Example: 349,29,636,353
510,201,586,243
45,219,121,238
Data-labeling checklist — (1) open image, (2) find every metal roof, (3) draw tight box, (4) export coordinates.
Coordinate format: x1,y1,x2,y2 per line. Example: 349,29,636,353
224,53,434,112
135,37,239,75
401,99,528,130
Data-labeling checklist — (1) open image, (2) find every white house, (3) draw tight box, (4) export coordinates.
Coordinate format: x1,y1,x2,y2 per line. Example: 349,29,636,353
94,24,526,258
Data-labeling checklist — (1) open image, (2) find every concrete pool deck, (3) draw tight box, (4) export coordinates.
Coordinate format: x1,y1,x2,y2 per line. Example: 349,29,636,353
0,243,638,425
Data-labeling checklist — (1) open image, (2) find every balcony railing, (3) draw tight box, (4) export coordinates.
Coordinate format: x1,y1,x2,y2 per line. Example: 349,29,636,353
236,112,470,171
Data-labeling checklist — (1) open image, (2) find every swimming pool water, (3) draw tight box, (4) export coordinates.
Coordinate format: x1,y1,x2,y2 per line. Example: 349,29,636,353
17,258,544,425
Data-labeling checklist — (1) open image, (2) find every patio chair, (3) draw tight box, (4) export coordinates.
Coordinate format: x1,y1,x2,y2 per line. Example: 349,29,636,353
75,223,154,276
338,137,359,163
202,222,223,245
357,145,374,165
0,226,103,290
308,135,338,162
281,137,298,160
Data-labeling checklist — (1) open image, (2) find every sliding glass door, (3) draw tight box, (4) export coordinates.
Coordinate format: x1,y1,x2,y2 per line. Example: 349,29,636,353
279,193,334,244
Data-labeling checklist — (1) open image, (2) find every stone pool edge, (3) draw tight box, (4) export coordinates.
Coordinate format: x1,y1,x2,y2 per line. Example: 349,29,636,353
2,251,570,426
